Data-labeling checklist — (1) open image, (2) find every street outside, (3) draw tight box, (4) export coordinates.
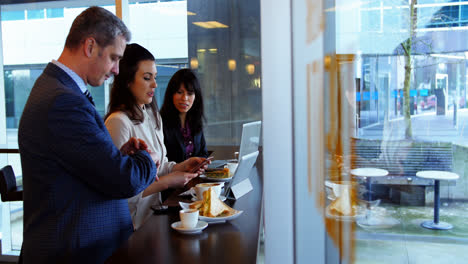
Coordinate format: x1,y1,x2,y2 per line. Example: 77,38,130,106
358,108,468,145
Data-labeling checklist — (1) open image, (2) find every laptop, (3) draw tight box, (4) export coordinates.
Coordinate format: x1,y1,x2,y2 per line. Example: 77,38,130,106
223,150,259,199
238,121,262,158
208,120,262,169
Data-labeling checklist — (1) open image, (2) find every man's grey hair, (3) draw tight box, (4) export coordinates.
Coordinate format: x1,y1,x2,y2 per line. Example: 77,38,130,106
65,6,131,50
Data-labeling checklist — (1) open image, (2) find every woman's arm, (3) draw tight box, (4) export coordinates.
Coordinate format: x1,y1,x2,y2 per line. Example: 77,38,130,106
104,112,133,149
142,171,197,197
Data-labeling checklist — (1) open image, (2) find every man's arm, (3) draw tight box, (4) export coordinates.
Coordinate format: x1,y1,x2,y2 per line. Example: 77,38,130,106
47,92,156,198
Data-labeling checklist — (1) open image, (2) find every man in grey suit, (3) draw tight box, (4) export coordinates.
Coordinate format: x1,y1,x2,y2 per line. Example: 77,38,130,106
18,6,157,263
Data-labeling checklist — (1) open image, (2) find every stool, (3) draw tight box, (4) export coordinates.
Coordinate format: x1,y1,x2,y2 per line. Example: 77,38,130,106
0,165,23,202
351,168,394,228
416,170,459,230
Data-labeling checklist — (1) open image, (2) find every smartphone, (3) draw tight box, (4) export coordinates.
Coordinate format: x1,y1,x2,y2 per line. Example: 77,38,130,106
190,156,214,173
150,204,169,214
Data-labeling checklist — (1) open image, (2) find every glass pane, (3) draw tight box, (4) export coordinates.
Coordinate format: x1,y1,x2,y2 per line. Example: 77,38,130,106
4,67,43,128
0,153,22,254
128,0,262,149
187,0,262,147
0,10,25,21
128,0,188,109
46,8,64,19
26,9,45,20
325,0,468,263
10,201,23,250
0,0,116,256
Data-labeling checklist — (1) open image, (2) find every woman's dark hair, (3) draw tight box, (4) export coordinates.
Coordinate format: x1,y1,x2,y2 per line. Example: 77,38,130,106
160,68,205,134
105,43,159,129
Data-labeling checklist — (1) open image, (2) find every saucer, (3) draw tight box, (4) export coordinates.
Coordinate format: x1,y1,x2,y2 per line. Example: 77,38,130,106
171,221,208,234
192,195,227,202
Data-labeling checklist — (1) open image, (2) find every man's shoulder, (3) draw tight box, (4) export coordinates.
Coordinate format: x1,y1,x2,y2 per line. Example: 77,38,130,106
31,68,79,99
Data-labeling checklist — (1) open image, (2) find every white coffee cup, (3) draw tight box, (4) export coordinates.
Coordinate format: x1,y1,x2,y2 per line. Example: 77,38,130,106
180,209,199,229
192,182,223,201
226,162,238,175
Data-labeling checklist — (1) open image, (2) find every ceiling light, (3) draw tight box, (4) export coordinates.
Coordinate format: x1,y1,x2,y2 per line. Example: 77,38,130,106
193,21,229,29
246,64,255,75
228,59,236,71
190,57,199,69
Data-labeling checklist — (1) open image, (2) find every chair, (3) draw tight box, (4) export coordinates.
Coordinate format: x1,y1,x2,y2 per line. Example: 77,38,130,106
0,165,24,263
0,165,23,202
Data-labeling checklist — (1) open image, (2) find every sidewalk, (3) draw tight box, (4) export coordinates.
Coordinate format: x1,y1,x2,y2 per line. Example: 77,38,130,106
354,202,468,264
359,109,468,145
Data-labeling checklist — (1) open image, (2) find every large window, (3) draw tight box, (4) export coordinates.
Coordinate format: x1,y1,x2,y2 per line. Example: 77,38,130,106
0,0,261,258
322,0,468,263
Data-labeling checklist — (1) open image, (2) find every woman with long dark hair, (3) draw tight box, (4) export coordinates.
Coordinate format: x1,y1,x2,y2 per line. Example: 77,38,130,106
160,69,209,163
104,44,206,230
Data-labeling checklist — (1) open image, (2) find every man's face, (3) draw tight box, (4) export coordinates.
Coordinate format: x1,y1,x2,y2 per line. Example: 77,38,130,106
87,35,126,87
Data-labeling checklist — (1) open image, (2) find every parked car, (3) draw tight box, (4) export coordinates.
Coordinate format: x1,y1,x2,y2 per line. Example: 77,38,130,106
420,95,436,110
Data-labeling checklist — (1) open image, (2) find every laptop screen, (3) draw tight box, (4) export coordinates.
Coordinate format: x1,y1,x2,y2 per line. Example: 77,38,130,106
224,150,259,197
239,121,261,158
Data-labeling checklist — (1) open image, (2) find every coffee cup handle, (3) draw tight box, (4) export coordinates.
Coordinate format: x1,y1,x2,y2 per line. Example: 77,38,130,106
191,191,197,200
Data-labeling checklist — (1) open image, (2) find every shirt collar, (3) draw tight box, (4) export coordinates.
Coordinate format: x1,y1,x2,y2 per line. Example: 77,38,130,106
51,60,88,94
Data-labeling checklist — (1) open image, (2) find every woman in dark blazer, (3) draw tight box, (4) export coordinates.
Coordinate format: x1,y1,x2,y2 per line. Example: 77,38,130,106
160,69,209,163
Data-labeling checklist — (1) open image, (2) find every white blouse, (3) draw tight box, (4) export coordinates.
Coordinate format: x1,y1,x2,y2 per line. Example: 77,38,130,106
105,107,176,230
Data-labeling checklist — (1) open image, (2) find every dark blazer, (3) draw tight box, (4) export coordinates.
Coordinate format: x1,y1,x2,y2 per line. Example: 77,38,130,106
163,124,208,163
18,63,156,264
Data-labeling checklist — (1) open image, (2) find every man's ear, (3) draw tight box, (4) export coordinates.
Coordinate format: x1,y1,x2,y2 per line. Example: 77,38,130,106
83,37,96,58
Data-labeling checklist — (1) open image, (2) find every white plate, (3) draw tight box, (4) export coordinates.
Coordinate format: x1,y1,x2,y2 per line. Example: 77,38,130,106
191,195,227,202
325,206,363,222
179,202,243,223
198,211,243,223
199,174,233,182
171,220,208,234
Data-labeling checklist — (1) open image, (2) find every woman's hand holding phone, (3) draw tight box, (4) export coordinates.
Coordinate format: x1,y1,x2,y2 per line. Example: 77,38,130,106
190,156,213,174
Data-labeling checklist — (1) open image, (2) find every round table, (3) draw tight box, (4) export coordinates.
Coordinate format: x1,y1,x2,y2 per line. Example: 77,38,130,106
351,168,389,201
416,170,459,230
351,168,394,228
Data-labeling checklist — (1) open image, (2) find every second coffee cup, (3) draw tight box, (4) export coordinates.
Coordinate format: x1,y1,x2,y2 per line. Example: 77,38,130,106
192,182,223,200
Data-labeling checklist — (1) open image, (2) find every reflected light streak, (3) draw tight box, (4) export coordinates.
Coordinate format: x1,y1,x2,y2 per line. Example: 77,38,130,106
246,64,255,75
193,21,229,29
253,78,261,88
190,57,199,69
431,54,464,60
228,59,236,71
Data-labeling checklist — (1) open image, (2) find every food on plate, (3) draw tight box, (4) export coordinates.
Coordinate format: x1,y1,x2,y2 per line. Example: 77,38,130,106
205,167,231,178
189,187,236,217
327,187,357,216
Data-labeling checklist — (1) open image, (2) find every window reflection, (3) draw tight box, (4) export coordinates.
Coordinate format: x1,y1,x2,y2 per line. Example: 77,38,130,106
0,1,117,256
0,0,262,257
326,0,468,262
188,0,261,146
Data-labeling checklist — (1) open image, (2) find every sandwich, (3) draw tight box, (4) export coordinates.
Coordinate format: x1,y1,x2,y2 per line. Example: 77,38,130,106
189,187,236,217
327,187,357,216
205,167,231,179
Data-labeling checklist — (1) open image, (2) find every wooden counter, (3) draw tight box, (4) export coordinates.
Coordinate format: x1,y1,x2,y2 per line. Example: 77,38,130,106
106,157,263,264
